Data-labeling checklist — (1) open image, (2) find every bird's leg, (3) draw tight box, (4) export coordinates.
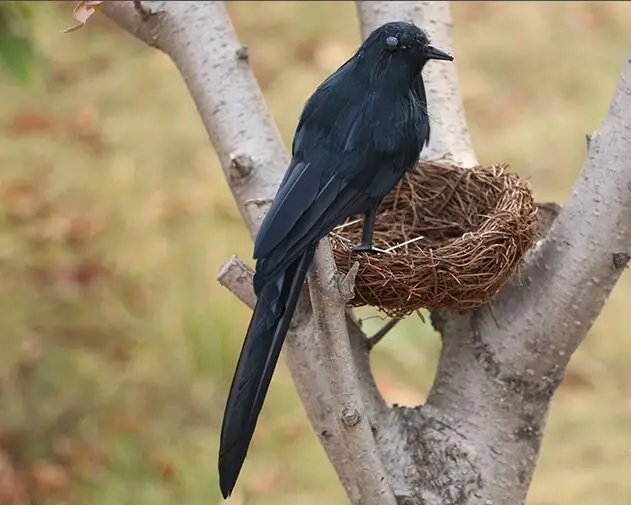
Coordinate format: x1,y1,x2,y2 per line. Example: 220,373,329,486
353,208,384,254
359,208,377,249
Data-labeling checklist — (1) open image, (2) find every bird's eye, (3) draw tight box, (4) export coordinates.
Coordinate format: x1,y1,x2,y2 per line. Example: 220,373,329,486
385,36,399,52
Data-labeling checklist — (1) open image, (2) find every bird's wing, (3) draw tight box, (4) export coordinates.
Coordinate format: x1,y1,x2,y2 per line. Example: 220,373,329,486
253,160,319,260
254,95,375,263
252,163,367,291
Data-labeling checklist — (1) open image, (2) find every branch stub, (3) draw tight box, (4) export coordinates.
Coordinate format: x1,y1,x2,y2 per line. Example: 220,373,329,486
341,406,361,428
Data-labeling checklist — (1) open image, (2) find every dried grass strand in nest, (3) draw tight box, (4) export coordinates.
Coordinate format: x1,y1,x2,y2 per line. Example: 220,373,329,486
331,160,539,318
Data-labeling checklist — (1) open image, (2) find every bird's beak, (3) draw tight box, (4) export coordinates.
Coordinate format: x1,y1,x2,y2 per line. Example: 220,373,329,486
424,44,454,61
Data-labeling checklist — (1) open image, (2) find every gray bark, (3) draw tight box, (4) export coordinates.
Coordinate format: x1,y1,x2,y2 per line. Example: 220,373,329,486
102,1,631,504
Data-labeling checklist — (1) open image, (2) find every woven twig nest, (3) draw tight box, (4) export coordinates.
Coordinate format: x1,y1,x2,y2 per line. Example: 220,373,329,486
330,160,539,318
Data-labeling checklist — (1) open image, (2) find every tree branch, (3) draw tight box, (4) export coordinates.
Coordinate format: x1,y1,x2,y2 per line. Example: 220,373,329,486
215,255,388,504
216,255,256,308
215,256,362,503
308,242,396,505
473,49,631,380
103,0,287,234
367,318,401,350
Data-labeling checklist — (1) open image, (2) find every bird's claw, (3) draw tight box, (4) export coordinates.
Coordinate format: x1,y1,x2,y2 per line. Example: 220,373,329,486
352,244,388,255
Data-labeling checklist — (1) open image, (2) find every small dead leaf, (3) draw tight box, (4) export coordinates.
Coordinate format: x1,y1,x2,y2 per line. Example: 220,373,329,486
62,1,107,33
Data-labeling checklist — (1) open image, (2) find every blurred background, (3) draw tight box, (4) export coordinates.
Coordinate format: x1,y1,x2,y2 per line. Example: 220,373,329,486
0,1,630,504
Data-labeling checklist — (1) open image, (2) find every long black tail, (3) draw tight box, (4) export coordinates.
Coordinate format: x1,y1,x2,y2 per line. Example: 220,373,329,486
218,245,316,498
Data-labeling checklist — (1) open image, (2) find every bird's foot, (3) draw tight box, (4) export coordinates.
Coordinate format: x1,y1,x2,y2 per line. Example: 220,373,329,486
352,244,388,255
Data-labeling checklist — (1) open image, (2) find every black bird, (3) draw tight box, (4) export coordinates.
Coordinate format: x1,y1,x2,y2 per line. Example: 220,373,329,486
218,20,453,498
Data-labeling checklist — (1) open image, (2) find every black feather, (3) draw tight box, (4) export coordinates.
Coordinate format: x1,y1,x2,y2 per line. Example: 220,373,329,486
218,20,453,498
218,246,315,496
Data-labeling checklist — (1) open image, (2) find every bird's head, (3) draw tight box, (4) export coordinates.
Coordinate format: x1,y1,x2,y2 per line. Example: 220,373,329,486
362,21,453,79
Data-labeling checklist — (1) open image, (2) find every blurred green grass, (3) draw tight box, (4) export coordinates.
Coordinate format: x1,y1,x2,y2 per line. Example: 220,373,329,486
0,2,629,504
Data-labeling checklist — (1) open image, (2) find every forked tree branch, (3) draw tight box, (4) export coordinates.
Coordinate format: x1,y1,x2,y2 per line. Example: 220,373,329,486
101,1,631,504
